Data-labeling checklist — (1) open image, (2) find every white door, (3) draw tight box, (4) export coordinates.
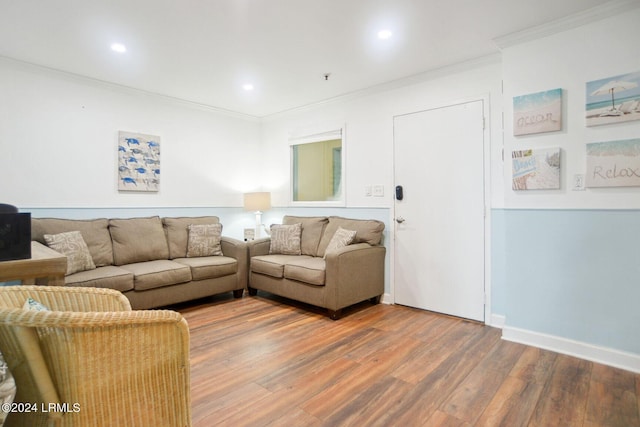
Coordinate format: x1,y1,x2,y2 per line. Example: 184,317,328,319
393,100,485,321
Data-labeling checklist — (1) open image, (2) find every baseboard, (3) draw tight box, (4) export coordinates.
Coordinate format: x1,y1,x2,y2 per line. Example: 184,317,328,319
502,325,640,374
489,314,505,329
381,293,393,305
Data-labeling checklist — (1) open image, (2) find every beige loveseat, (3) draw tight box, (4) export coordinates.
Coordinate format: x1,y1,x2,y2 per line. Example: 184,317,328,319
31,216,247,309
247,216,386,319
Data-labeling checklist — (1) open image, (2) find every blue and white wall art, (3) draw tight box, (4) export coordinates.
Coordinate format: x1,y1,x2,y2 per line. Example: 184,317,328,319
586,138,640,188
512,148,561,191
118,131,161,192
513,88,562,136
586,71,640,127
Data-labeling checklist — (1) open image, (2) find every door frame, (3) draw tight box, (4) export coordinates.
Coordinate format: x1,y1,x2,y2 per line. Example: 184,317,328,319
389,94,493,324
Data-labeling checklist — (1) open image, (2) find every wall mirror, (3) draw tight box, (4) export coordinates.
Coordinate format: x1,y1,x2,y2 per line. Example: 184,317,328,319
290,128,344,205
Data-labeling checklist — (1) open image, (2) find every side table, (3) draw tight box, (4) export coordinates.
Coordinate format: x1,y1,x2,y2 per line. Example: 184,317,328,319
0,242,67,285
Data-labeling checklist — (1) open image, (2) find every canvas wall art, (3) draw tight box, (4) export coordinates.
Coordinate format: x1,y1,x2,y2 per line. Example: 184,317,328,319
513,88,562,136
118,131,160,192
586,138,640,188
586,71,640,127
512,148,561,191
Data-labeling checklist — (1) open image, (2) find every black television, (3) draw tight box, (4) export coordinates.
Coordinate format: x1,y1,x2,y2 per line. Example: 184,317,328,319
0,212,32,261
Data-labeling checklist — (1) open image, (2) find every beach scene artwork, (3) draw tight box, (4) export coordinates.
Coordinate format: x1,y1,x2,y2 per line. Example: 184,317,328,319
512,148,561,191
586,71,640,127
513,88,562,136
586,139,640,188
118,131,160,192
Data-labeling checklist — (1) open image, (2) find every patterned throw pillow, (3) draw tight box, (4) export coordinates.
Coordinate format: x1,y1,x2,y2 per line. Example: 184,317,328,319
186,223,223,257
269,223,302,255
324,227,357,258
44,231,96,275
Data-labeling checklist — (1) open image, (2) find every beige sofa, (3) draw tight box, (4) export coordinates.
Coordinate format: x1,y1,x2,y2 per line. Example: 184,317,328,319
31,216,247,309
247,216,386,319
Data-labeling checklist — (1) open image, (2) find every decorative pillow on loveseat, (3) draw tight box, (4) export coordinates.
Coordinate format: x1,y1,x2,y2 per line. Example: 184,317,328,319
187,223,223,257
44,231,96,275
323,227,357,258
269,223,302,255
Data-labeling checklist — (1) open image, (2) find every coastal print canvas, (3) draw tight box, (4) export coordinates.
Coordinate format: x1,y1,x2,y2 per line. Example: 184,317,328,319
512,148,561,191
586,71,640,127
513,88,562,136
118,131,160,192
586,139,640,188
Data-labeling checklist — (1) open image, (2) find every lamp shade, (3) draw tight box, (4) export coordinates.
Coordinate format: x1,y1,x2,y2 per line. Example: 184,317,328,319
243,192,271,212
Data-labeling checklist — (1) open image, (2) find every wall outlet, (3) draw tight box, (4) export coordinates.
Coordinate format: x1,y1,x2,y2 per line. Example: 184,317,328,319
373,185,384,197
572,174,586,191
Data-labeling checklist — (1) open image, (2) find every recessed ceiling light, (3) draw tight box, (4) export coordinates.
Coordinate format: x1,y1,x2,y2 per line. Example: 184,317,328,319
377,30,393,40
110,43,127,53
242,83,254,91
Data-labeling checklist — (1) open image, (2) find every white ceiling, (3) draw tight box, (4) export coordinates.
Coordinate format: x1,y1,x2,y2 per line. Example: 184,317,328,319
0,0,618,117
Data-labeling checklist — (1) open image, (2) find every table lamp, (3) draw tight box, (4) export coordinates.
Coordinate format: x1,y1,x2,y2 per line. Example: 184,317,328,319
243,192,271,238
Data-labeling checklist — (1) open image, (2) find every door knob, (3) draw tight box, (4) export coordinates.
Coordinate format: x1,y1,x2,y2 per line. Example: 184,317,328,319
395,217,405,224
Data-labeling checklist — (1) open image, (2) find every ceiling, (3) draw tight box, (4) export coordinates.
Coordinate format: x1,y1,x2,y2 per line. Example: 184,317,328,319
0,0,616,117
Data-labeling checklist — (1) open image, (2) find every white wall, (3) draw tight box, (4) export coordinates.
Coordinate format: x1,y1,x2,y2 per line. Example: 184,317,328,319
0,58,262,208
502,8,640,209
261,58,504,209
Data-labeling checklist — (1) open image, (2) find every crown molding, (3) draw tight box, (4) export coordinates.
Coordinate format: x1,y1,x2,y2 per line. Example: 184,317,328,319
493,0,640,49
0,55,261,122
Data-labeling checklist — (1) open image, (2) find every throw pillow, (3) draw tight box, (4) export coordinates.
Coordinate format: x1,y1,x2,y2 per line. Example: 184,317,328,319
324,227,357,258
186,223,223,257
44,231,96,275
23,297,50,312
269,223,302,255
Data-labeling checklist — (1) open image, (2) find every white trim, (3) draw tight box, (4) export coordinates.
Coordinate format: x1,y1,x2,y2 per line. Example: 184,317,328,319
381,293,393,305
502,325,640,374
490,314,506,329
0,55,260,122
493,0,640,49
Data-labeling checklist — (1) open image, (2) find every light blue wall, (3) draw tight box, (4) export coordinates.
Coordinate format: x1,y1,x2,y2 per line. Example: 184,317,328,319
496,208,640,355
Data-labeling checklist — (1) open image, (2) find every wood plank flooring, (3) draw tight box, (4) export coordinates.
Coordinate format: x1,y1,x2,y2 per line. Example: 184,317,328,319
172,293,640,427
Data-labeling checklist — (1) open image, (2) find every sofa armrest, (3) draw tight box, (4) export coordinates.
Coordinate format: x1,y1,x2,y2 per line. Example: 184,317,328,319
324,243,386,311
247,237,271,257
221,237,248,289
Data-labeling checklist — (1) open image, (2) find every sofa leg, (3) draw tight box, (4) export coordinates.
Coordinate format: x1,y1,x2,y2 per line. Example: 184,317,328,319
247,286,258,296
328,309,342,321
233,289,244,298
370,295,382,304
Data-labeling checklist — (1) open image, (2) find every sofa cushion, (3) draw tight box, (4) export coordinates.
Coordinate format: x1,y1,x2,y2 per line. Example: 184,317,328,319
109,216,169,265
65,266,134,292
317,217,385,257
32,218,114,266
174,256,237,280
44,231,96,275
284,257,326,286
163,216,221,259
119,260,191,291
323,227,357,258
283,216,328,257
251,255,313,279
186,223,223,257
269,223,302,255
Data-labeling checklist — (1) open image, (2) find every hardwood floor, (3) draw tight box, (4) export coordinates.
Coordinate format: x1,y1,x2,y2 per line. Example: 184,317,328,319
173,293,640,427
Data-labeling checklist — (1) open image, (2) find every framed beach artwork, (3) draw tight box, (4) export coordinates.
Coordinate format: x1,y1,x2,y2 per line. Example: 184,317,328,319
513,88,562,136
586,71,640,127
512,148,561,191
117,131,160,192
585,138,640,188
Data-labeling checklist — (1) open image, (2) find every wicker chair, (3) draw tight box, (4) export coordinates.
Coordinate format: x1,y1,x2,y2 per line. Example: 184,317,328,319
0,286,191,427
